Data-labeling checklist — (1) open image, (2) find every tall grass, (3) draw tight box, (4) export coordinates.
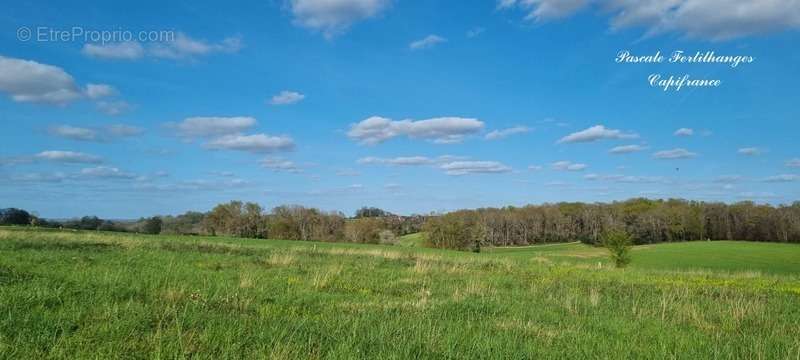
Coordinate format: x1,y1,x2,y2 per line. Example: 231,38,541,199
1,227,799,359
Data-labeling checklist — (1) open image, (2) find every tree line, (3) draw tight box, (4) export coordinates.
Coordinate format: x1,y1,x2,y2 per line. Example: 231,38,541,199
423,198,800,250
5,198,800,250
198,202,425,244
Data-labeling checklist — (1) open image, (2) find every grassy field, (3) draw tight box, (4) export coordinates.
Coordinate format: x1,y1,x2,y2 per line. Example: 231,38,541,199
1,227,800,359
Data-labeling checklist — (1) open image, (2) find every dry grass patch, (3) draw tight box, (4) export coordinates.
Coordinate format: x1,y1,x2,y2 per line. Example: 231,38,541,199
265,252,296,267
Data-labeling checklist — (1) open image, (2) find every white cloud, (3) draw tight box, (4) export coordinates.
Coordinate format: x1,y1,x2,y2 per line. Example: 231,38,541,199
85,84,117,99
552,161,588,171
0,55,83,105
347,116,484,145
713,175,743,183
409,35,447,50
786,158,800,168
5,172,69,183
48,125,98,141
48,124,143,142
206,134,295,153
106,124,144,137
499,0,589,20
96,100,133,116
528,165,543,171
763,174,800,183
269,90,305,105
499,0,800,40
336,169,361,176
584,173,664,183
358,156,434,166
80,166,136,179
609,144,647,154
485,126,531,140
169,116,258,138
81,33,242,61
674,128,694,136
358,156,469,168
35,150,102,164
466,27,486,38
261,158,302,173
653,148,697,159
81,42,145,60
737,147,763,156
149,33,242,60
439,161,512,175
289,0,392,38
557,125,638,144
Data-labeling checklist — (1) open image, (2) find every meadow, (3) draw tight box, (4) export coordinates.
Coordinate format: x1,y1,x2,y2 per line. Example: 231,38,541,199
1,227,799,359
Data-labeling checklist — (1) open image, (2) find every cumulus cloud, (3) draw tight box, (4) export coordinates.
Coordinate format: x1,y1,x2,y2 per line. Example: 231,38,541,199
48,125,98,141
269,90,305,105
167,116,294,154
85,84,117,99
558,125,638,144
674,128,694,137
206,134,295,153
0,56,131,111
552,161,588,171
485,126,531,140
762,174,800,183
289,0,392,38
439,161,512,176
82,33,242,61
499,0,800,40
609,144,647,154
653,148,698,159
0,55,83,105
96,100,133,116
498,0,589,20
347,116,484,145
409,35,447,50
738,147,763,156
786,158,800,168
358,156,435,166
48,124,143,142
169,117,258,138
81,42,145,60
4,172,69,183
106,124,144,137
584,173,664,183
358,155,507,175
35,150,102,164
79,166,136,179
149,33,242,59
261,158,303,173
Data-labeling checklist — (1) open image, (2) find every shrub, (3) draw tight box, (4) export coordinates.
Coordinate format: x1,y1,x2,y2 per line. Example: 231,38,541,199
142,217,163,235
602,229,632,268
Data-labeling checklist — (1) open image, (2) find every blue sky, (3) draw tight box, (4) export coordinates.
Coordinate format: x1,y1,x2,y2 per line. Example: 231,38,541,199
1,0,799,218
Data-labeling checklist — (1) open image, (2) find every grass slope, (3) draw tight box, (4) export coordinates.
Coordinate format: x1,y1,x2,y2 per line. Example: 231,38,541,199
485,240,800,275
1,227,799,359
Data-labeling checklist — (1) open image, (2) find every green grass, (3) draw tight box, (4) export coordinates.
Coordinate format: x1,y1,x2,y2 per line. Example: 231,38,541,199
485,240,800,275
1,227,800,359
397,232,426,247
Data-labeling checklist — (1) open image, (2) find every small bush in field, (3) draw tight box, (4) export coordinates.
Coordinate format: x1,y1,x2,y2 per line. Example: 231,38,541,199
603,229,632,268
